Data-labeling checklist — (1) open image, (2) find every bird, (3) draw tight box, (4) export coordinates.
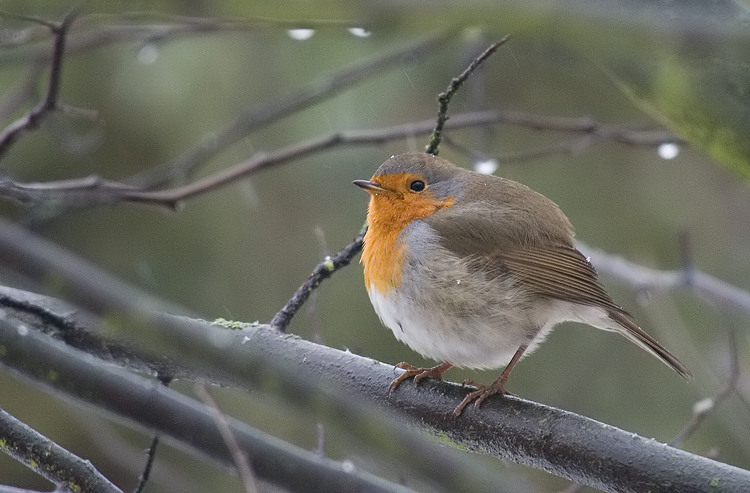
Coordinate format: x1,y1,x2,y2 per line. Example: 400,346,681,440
354,152,691,417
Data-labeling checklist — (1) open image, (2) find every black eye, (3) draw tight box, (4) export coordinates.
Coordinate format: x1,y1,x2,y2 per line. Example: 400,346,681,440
409,180,425,192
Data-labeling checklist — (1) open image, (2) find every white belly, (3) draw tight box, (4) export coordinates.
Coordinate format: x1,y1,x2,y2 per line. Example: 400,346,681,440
368,288,531,369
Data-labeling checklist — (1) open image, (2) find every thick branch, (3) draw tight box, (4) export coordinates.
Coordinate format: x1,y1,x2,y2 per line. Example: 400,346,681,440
0,283,517,492
0,315,410,493
0,215,748,491
0,287,748,492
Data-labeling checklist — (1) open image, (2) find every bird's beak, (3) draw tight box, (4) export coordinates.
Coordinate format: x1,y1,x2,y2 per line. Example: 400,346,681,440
353,179,387,194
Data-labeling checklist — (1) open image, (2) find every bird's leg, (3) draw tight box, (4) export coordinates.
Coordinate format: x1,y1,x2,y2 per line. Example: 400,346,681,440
388,362,453,393
452,343,529,417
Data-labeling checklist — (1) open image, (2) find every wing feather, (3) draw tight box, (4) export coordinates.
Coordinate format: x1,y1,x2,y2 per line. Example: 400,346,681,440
500,246,627,315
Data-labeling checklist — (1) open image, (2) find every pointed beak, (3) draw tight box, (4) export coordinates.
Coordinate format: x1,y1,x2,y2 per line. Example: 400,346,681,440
353,179,387,194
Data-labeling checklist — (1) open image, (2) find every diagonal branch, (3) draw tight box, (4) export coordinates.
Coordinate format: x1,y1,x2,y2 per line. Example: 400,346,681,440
0,315,413,493
0,10,77,159
270,226,366,331
0,406,123,493
126,30,454,189
425,35,510,155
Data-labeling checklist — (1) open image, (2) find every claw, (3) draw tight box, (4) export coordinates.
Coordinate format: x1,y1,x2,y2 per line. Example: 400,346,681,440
452,343,528,417
452,379,514,417
388,362,453,394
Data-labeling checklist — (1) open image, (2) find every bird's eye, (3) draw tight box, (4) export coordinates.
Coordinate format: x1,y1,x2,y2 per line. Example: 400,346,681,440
409,180,426,192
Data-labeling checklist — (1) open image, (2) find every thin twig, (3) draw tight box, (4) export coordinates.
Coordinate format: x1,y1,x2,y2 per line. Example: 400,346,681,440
133,434,160,493
134,375,172,493
0,10,77,160
425,35,510,155
670,317,742,447
270,227,367,331
194,383,258,493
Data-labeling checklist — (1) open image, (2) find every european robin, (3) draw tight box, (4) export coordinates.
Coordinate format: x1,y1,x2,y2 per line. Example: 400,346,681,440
354,152,691,417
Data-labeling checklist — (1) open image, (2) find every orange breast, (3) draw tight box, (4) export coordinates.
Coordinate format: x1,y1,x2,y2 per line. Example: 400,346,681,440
361,174,454,294
362,209,407,294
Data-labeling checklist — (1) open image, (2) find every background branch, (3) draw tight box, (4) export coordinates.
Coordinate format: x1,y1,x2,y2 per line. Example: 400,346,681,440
0,407,123,493
0,314,412,493
0,112,680,211
126,30,453,189
581,242,750,315
0,11,76,159
0,13,364,64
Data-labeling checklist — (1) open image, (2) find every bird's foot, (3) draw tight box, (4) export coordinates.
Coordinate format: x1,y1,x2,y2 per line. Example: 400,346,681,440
452,378,515,417
388,362,453,393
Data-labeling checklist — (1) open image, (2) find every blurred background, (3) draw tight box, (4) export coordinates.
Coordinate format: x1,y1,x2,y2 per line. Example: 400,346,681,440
1,1,749,491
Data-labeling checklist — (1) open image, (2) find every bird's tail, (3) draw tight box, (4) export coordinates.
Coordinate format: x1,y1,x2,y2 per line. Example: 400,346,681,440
608,310,692,380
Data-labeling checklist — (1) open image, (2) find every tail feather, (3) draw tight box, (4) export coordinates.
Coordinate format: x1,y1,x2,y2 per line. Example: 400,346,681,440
608,310,692,380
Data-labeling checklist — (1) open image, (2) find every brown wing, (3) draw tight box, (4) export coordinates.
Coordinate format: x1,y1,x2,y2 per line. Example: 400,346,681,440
500,245,692,379
499,245,629,316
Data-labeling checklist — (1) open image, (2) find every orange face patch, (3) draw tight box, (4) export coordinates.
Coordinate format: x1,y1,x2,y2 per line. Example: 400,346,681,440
360,172,454,293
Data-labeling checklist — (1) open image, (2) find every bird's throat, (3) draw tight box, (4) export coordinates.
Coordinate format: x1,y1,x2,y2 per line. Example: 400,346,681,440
361,204,407,294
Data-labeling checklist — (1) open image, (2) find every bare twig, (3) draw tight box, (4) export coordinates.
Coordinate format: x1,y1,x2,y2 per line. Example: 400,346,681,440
425,35,510,155
0,10,77,160
126,31,453,189
134,375,171,493
670,318,743,447
0,112,681,212
133,434,160,493
270,227,366,331
194,383,258,493
580,242,750,315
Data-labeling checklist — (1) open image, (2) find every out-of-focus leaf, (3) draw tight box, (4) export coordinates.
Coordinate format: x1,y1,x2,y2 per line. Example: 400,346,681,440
545,0,750,179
